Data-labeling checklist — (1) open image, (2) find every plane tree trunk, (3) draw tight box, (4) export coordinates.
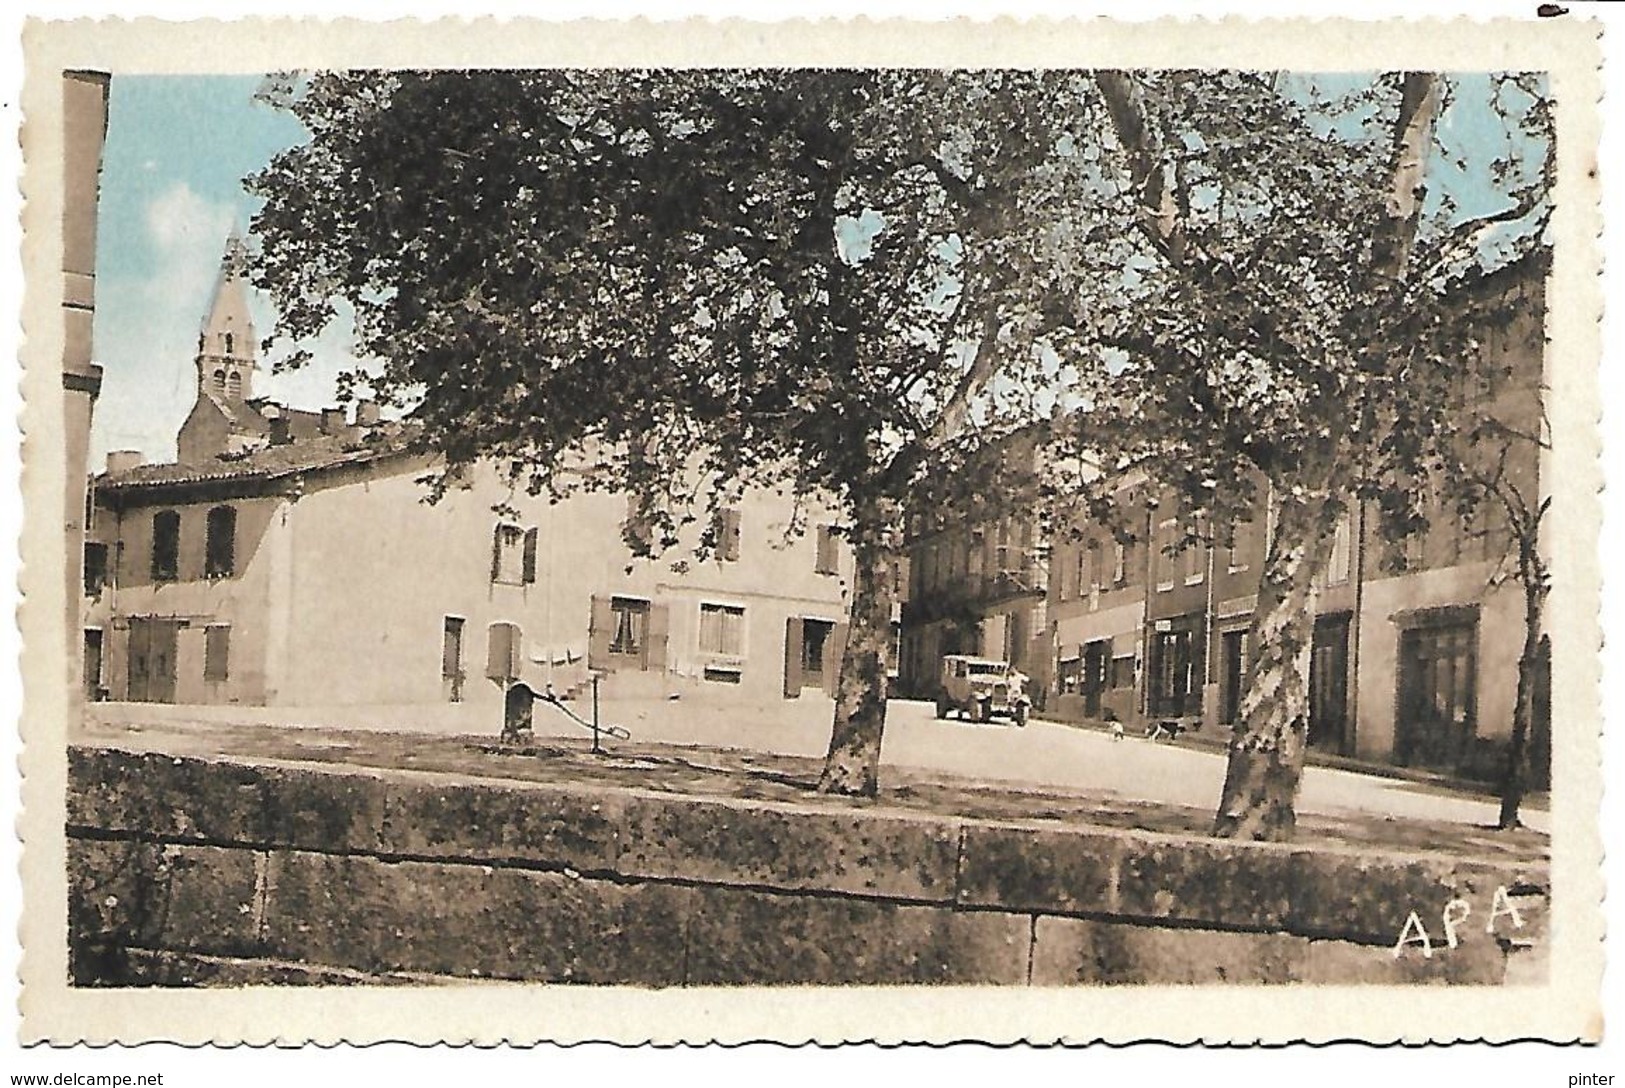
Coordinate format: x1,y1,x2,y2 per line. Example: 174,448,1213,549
817,495,903,796
1212,489,1341,841
1498,568,1548,829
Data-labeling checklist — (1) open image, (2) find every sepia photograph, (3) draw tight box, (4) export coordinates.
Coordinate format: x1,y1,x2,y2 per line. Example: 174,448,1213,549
13,10,1607,1050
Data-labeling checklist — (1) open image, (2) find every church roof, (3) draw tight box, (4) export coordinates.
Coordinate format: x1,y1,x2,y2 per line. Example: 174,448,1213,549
200,229,257,347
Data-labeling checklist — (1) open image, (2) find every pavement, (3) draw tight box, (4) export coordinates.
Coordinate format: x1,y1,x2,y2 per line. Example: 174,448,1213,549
596,695,1547,834
88,693,1547,835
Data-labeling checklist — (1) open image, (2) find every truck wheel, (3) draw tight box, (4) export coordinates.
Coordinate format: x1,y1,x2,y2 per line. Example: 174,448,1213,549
935,699,949,719
1013,705,1028,728
976,699,991,724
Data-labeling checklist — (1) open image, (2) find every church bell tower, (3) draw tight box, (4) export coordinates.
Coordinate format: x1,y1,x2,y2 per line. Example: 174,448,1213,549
195,229,257,403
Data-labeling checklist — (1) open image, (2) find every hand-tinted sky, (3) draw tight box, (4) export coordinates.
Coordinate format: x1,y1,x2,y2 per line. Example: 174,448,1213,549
90,75,325,464
88,71,1546,465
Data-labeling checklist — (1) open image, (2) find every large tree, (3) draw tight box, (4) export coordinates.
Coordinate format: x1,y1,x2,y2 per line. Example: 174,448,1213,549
250,69,1551,826
1059,71,1552,839
248,69,1119,795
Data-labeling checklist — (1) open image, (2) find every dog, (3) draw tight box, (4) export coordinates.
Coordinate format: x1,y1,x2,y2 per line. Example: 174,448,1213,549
1101,709,1125,741
1146,718,1187,742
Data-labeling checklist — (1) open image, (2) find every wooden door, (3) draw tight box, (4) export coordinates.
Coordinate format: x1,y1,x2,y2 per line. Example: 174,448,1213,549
83,629,103,701
1082,641,1109,717
1220,629,1245,726
1308,614,1351,753
1398,620,1478,771
127,617,179,704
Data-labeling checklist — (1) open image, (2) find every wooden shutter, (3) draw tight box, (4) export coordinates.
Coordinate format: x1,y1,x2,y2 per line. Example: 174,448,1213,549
815,526,838,575
490,525,504,583
204,625,230,682
588,595,614,669
822,623,849,697
645,603,670,671
486,621,519,682
723,508,742,560
522,527,539,584
783,617,803,698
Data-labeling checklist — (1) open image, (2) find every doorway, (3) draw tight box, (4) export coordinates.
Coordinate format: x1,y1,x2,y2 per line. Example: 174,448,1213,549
127,617,181,703
83,628,104,701
1219,628,1246,726
1308,613,1352,753
1082,640,1110,718
1397,617,1478,772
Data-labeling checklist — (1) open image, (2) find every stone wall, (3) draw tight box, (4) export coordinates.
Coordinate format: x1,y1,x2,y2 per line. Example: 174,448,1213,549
66,746,1547,986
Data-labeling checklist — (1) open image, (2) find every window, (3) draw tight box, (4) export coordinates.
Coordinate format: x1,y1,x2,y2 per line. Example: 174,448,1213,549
815,524,840,575
226,371,242,399
1326,513,1352,586
205,505,237,578
1155,519,1176,592
212,368,226,393
223,332,234,355
151,510,180,582
1074,544,1088,599
713,507,741,562
1057,656,1081,695
442,617,465,702
1183,518,1206,585
610,597,651,655
1087,540,1102,594
1227,519,1253,574
83,541,108,596
1112,541,1127,586
699,602,745,657
204,625,230,682
801,618,833,677
1111,654,1136,689
490,523,537,585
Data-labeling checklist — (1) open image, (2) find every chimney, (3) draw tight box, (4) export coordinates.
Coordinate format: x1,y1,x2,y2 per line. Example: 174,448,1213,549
104,450,143,476
269,415,292,446
320,407,347,435
356,399,383,428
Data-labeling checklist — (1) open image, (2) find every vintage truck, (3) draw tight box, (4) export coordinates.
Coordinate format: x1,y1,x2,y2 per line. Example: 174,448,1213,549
934,654,1031,726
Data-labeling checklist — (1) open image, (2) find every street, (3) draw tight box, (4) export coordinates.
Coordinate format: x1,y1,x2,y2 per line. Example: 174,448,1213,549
87,692,1545,833
545,693,1547,833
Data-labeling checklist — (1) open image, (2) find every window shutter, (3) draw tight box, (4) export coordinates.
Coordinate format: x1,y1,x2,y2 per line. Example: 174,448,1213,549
204,625,230,682
522,527,539,584
588,595,614,669
816,526,838,575
822,623,849,698
783,617,803,698
486,621,520,682
723,508,742,561
645,603,670,671
490,525,504,583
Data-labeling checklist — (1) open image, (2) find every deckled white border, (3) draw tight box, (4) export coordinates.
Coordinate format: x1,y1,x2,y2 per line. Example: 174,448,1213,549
16,15,1605,1045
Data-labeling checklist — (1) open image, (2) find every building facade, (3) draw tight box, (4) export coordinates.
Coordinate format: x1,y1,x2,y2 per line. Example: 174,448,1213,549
63,70,110,720
84,236,860,728
897,509,1050,704
1035,257,1548,782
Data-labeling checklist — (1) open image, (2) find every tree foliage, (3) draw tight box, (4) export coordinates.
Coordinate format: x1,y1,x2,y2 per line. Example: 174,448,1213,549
249,69,1124,793
1052,71,1552,839
248,68,1552,820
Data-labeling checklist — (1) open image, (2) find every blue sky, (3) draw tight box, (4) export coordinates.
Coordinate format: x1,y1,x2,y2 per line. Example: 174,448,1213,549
88,72,1544,465
89,75,330,464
